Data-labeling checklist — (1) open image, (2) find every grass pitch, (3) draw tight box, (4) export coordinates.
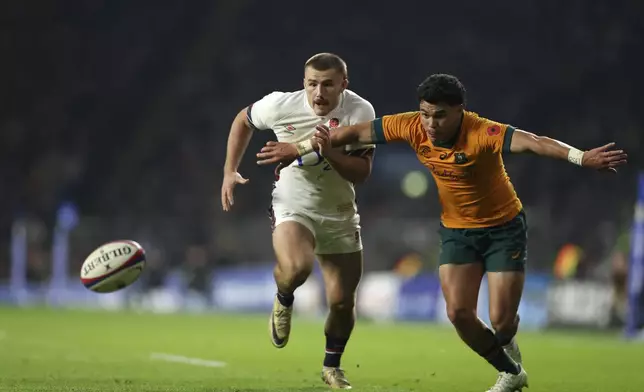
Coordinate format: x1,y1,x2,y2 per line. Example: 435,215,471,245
0,306,642,391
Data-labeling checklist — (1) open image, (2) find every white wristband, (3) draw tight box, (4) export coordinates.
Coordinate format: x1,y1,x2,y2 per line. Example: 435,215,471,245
567,148,584,166
295,139,314,156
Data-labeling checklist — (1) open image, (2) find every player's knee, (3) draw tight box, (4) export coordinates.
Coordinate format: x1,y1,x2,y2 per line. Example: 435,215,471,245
274,257,313,285
447,306,476,328
489,310,518,334
328,295,356,315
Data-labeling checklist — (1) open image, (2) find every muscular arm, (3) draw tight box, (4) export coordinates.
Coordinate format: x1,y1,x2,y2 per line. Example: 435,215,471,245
290,121,376,183
256,116,407,167
509,128,627,171
509,129,578,159
322,148,374,184
224,108,254,173
321,121,380,148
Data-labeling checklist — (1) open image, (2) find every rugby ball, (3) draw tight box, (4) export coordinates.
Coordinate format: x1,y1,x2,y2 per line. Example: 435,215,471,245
80,240,146,293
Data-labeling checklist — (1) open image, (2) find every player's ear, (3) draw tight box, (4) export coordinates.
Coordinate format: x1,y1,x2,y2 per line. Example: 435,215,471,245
341,78,349,91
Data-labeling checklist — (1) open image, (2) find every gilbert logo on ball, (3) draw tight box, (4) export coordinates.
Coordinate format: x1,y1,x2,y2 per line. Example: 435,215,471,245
80,240,146,293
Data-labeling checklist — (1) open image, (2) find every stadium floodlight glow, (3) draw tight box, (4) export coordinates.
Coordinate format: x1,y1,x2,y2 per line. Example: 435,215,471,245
401,170,428,199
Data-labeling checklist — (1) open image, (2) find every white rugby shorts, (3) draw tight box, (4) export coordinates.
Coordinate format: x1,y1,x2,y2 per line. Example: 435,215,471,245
269,204,362,255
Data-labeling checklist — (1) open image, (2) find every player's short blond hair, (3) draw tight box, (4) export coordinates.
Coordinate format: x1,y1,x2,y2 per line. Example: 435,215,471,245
304,53,348,79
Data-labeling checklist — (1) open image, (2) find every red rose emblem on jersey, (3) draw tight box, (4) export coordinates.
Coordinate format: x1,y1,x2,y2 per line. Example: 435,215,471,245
487,125,501,136
329,118,340,128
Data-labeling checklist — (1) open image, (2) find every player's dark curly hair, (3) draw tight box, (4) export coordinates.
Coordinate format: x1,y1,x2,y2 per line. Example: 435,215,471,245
417,74,466,106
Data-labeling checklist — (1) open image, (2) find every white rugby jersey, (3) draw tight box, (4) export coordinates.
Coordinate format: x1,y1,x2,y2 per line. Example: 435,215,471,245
248,89,375,216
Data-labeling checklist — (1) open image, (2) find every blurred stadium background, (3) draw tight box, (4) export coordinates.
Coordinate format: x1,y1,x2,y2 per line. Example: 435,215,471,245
1,1,644,391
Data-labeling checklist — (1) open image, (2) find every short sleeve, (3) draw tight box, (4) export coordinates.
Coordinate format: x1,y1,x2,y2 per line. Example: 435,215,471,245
346,101,377,153
479,122,516,154
247,92,285,131
372,112,419,143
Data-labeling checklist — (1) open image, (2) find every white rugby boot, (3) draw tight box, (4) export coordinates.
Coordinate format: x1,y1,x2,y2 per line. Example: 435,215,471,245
485,366,529,392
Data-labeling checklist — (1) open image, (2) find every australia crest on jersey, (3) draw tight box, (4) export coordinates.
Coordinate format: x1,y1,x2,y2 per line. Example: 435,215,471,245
454,152,469,164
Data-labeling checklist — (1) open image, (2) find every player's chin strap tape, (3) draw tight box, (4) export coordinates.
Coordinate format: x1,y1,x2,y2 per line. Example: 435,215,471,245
296,139,315,156
567,147,584,166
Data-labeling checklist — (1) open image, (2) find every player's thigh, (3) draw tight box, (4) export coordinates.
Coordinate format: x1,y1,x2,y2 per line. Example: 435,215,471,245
438,226,485,318
482,211,528,328
439,262,485,320
317,251,363,308
487,271,525,330
271,206,316,270
314,214,363,306
314,213,362,256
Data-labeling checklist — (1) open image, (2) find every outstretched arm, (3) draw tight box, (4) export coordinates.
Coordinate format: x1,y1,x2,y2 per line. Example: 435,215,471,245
327,121,381,147
294,121,381,158
314,127,375,184
256,120,391,166
255,121,380,166
254,121,379,176
509,129,627,172
256,112,417,166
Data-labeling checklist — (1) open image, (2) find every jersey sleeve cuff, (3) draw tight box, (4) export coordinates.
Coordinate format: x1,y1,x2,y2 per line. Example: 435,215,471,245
372,118,387,144
502,125,516,153
246,104,260,131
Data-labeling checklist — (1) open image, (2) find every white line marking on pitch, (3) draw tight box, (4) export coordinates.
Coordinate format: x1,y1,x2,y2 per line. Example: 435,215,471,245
149,352,227,368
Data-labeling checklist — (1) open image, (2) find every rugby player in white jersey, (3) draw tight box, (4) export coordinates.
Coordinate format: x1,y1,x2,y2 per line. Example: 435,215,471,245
221,53,375,389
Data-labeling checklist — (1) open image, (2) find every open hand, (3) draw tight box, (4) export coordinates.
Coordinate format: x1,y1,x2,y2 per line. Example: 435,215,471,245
221,171,249,211
582,142,628,173
256,141,299,166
